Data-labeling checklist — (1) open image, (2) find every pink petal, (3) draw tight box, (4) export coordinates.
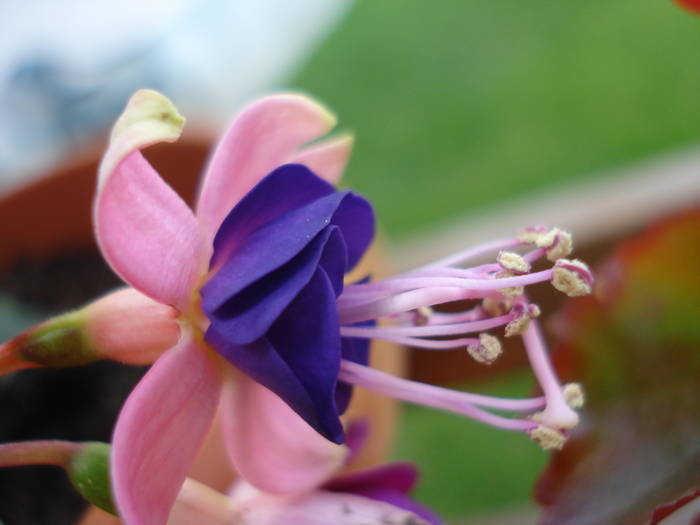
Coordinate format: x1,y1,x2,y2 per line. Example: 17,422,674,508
95,90,209,309
168,479,234,525
220,369,347,495
196,94,338,238
288,133,354,186
233,487,429,525
111,335,222,525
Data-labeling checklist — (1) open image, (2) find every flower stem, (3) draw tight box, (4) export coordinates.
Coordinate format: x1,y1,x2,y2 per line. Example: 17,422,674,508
0,440,80,468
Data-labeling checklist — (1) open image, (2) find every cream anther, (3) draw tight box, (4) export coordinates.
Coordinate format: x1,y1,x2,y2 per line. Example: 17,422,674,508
536,228,573,261
505,314,530,337
528,425,566,451
411,306,433,326
563,383,585,409
505,302,540,337
482,297,512,317
551,259,593,297
467,333,502,365
497,251,530,274
518,225,549,244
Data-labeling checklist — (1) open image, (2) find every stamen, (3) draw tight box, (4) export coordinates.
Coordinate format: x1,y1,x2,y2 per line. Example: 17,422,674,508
522,322,579,430
528,425,566,451
338,287,486,324
466,333,502,364
518,225,550,245
495,270,524,298
342,271,553,298
497,251,531,274
419,237,522,270
411,306,433,326
551,259,594,297
563,383,585,409
341,314,512,339
338,360,539,431
427,307,486,325
536,228,574,262
482,297,512,317
504,302,540,338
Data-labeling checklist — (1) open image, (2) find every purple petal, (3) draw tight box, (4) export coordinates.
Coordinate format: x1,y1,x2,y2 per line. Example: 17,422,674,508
325,462,418,495
202,181,368,314
343,418,371,463
326,463,442,525
208,268,345,443
209,164,336,269
205,227,346,345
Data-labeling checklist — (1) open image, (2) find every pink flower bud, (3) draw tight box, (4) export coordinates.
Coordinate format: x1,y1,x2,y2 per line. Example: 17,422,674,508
0,288,179,373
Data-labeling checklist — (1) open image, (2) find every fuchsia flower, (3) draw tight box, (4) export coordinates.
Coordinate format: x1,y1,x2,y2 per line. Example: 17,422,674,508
2,89,593,524
95,89,370,524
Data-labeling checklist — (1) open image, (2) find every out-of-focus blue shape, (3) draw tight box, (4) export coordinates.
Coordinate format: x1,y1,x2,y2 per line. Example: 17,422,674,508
0,0,353,191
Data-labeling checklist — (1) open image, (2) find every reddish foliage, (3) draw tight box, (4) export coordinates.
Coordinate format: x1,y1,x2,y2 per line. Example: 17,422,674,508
535,209,700,525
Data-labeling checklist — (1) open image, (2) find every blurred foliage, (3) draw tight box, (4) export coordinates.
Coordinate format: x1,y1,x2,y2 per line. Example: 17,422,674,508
292,0,700,238
536,209,700,524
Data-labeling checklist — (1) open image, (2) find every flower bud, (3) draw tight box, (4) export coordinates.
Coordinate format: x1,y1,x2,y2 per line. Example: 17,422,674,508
0,288,179,374
0,440,115,514
68,442,115,514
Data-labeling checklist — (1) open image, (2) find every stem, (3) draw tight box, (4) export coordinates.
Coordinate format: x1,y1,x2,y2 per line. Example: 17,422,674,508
339,360,538,430
0,440,80,468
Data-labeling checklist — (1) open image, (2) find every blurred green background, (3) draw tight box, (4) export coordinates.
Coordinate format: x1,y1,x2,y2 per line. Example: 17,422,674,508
292,0,700,240
291,0,700,520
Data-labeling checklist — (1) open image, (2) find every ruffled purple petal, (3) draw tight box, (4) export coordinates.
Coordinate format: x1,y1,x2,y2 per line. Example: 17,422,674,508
204,227,347,345
202,164,376,444
325,462,418,495
325,463,442,525
209,164,335,269
208,267,345,443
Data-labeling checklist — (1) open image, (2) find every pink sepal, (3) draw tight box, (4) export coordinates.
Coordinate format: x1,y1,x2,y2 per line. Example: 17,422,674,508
289,134,354,186
95,90,209,310
111,335,222,525
95,151,209,310
220,370,347,495
196,94,338,238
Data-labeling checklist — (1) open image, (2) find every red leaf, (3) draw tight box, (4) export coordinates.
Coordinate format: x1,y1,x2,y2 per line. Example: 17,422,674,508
536,209,700,525
674,0,700,14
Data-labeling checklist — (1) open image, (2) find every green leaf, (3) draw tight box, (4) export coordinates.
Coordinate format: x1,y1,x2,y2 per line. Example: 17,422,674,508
536,209,700,525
